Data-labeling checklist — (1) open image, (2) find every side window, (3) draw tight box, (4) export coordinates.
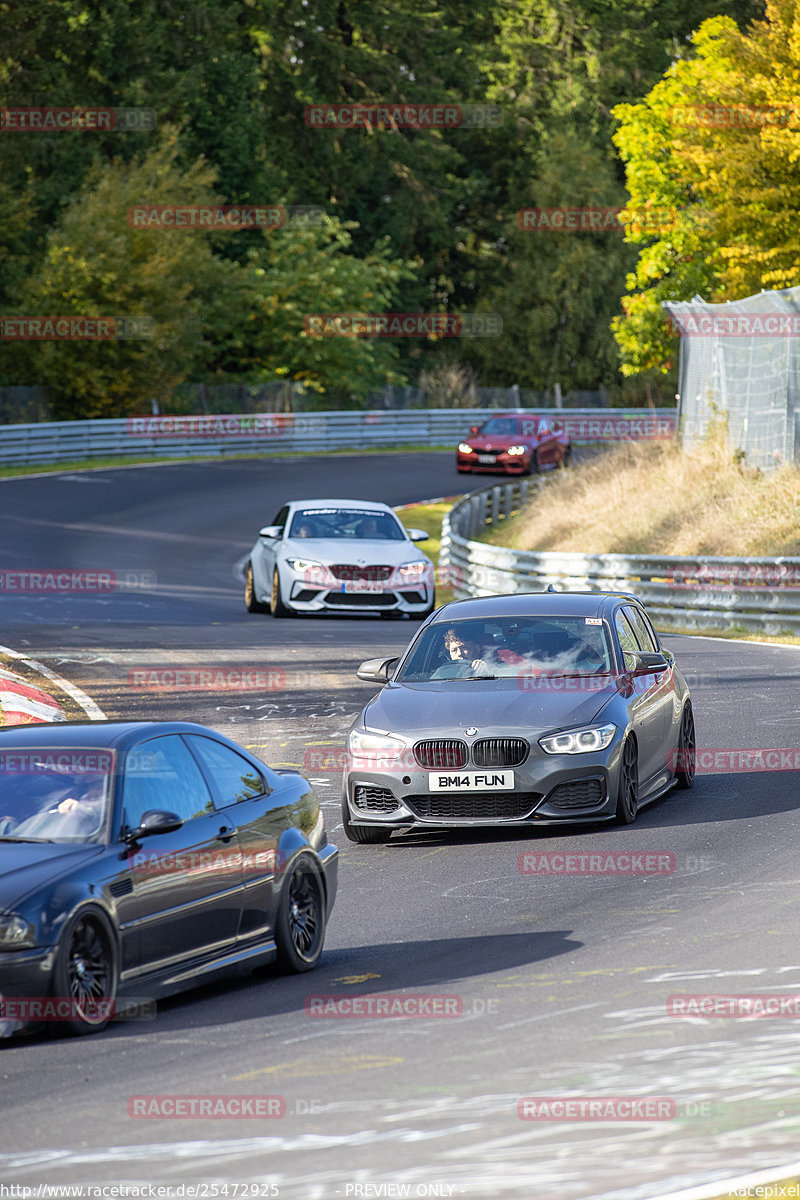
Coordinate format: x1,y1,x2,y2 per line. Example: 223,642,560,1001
614,610,641,669
623,605,659,652
270,505,289,531
123,735,215,828
184,736,268,806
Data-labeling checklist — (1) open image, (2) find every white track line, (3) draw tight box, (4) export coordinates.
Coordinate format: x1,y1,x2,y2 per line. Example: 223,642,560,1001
0,644,106,720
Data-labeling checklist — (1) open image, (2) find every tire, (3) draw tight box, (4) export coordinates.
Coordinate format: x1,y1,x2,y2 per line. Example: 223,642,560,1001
559,446,572,469
51,910,118,1036
341,791,393,844
269,567,291,618
245,564,269,613
274,854,326,973
615,736,639,825
675,701,696,789
530,450,540,475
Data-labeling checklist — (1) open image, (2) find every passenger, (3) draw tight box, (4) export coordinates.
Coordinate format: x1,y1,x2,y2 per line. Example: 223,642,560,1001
355,517,379,538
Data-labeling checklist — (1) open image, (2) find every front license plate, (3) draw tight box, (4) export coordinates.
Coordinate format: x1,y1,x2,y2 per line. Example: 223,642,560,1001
341,580,386,593
477,454,497,463
428,770,514,790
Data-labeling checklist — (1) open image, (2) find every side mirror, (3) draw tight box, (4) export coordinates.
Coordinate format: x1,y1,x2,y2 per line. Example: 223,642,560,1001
356,657,399,684
628,651,668,674
258,525,283,539
124,809,183,843
469,425,479,436
406,528,429,543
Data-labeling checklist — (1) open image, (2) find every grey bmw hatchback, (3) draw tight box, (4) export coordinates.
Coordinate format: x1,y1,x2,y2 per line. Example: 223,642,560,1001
342,592,695,842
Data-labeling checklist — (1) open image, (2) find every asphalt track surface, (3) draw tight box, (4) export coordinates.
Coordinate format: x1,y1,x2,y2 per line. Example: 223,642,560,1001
2,452,800,1199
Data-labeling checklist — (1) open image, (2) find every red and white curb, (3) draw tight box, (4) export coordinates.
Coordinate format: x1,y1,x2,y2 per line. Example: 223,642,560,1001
0,644,106,723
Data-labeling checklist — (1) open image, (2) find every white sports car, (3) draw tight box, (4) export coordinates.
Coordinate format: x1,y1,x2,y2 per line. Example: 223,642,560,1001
244,499,436,619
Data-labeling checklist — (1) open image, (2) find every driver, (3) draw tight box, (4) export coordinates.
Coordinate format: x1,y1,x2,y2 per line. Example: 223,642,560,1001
440,629,491,677
14,776,107,838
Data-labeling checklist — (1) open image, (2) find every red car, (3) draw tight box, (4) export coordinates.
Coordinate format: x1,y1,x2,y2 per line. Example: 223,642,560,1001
456,413,571,475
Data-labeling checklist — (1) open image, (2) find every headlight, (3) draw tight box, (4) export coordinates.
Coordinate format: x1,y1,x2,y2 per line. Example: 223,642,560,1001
507,445,527,455
539,724,616,754
286,558,325,574
348,729,406,756
396,561,428,578
458,443,473,454
0,915,36,950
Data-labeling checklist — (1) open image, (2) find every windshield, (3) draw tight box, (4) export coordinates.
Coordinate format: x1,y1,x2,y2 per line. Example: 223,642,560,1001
0,748,115,843
479,418,521,436
288,507,405,541
395,616,613,682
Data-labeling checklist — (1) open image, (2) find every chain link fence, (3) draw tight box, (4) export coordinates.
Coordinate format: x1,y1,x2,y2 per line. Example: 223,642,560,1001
665,286,800,471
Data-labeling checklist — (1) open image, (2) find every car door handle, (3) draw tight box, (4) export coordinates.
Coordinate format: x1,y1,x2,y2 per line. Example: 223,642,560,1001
216,824,236,843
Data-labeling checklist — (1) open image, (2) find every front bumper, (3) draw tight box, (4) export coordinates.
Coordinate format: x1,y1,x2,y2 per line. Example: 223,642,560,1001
285,577,433,614
456,452,530,475
344,740,624,828
0,945,56,1033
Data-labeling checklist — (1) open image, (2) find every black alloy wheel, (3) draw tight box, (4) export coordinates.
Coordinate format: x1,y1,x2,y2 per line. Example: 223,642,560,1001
615,736,639,824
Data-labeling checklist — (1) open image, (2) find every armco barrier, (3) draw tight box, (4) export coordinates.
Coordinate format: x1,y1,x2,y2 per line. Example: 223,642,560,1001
0,408,675,466
440,481,800,634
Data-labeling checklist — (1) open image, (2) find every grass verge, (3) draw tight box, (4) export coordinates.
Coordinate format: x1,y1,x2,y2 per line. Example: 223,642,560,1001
0,443,453,480
395,497,464,607
483,431,800,557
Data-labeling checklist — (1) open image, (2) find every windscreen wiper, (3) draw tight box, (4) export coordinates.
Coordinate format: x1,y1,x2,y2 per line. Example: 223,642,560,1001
0,835,56,843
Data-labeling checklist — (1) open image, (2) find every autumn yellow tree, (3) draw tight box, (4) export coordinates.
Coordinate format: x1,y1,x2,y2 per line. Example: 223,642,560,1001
612,0,800,375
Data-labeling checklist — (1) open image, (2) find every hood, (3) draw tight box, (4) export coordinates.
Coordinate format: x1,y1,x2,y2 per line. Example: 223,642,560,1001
0,842,103,910
282,538,430,568
469,433,534,451
363,678,618,738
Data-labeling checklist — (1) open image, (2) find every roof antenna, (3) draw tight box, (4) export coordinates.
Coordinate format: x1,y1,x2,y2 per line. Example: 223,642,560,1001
546,584,557,592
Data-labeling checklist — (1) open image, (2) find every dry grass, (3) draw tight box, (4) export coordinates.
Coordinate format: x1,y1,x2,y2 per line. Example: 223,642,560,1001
487,432,800,557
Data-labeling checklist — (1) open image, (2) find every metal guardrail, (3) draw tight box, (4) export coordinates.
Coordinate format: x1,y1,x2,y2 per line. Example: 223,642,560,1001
0,408,675,466
440,480,800,634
